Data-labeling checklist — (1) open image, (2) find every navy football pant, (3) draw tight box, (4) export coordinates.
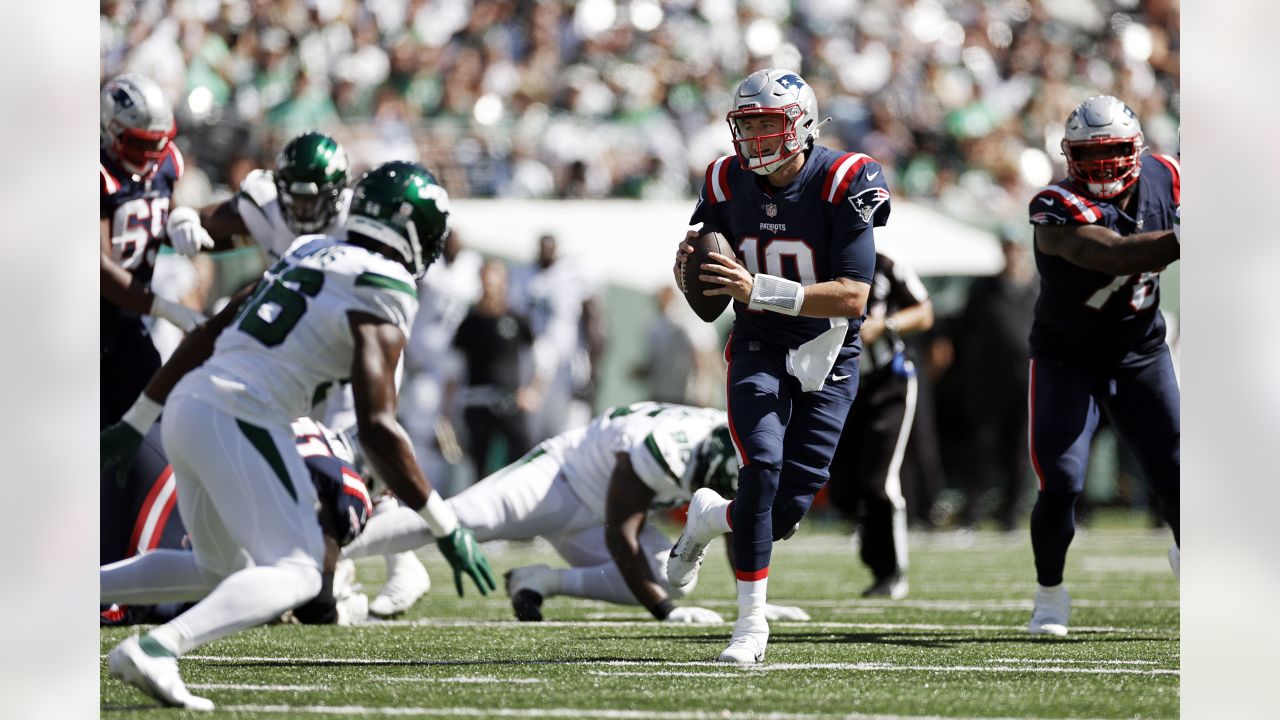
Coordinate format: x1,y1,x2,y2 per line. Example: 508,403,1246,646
724,334,859,580
1028,349,1180,586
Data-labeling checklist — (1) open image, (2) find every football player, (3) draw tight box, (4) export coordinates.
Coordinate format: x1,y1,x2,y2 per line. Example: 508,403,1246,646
98,161,495,711
100,74,214,427
669,68,884,663
193,131,431,614
1025,96,1180,636
101,418,374,627
197,130,352,263
343,401,810,624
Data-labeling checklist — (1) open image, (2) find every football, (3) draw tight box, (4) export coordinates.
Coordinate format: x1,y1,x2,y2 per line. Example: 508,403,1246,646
678,230,737,322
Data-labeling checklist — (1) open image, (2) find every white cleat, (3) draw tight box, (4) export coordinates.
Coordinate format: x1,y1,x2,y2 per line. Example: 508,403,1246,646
504,564,561,622
107,635,214,711
370,551,431,618
1028,585,1071,637
1168,544,1179,581
717,613,769,664
668,488,730,591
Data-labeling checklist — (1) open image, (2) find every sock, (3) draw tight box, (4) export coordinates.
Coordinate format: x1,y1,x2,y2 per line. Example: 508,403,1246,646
736,577,768,619
100,549,222,605
1030,491,1078,587
162,562,322,655
342,506,434,559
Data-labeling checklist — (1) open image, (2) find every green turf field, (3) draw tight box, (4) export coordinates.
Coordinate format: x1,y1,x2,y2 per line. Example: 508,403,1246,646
100,515,1179,719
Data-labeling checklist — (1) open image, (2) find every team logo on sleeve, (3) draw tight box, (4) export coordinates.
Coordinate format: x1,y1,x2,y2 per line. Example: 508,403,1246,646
849,187,891,223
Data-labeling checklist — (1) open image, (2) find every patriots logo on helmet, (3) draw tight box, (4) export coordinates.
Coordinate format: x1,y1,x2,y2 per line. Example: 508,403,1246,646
849,187,891,223
111,87,134,109
775,73,806,92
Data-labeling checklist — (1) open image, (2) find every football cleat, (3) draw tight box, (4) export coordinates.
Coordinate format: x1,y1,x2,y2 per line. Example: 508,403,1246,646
717,613,769,664
667,488,730,591
862,571,909,600
369,551,431,618
107,635,214,711
1028,585,1071,637
505,564,560,622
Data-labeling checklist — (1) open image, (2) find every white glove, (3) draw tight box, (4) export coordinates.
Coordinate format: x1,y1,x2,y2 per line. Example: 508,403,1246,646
336,593,369,626
663,606,724,624
165,206,213,257
150,296,207,332
763,603,811,621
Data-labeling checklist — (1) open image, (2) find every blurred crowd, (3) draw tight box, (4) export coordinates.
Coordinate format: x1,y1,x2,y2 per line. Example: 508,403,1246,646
102,0,1179,229
111,0,1179,529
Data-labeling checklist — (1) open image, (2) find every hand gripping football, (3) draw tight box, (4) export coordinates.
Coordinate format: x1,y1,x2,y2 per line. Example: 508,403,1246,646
678,231,736,322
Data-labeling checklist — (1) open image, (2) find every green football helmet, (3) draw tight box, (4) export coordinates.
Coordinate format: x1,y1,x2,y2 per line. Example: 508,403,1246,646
690,424,739,500
346,161,450,280
274,131,349,234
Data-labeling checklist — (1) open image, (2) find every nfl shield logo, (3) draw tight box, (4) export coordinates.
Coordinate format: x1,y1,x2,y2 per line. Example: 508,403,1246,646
763,203,777,218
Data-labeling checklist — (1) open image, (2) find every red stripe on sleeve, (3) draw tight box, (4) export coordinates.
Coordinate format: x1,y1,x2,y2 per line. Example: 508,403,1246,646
820,152,855,200
716,156,732,201
831,156,873,203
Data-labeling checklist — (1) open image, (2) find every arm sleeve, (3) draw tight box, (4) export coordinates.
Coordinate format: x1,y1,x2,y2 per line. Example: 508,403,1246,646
1029,188,1097,226
689,172,725,233
829,161,890,283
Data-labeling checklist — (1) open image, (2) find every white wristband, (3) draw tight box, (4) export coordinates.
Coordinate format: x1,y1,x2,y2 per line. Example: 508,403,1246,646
420,490,459,537
122,394,163,434
748,274,805,316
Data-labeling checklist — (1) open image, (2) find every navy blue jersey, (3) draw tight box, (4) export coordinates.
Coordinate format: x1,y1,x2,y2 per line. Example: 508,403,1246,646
691,146,887,349
1028,153,1180,366
100,144,184,330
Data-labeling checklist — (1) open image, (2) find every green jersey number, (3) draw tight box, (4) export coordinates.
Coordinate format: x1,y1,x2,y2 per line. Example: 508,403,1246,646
238,265,325,347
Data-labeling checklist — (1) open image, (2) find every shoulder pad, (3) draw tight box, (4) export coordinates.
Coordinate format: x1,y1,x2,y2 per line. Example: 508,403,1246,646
1030,184,1101,225
702,155,735,204
238,169,279,213
822,152,877,204
162,144,185,182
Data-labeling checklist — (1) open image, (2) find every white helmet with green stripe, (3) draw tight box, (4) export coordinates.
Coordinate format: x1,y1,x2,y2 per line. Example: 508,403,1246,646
346,161,450,280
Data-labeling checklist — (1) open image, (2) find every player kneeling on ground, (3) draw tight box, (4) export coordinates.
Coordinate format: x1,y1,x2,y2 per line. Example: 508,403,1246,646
344,402,810,624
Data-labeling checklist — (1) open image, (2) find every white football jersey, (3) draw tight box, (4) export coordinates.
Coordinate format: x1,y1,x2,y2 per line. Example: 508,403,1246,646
549,402,727,518
237,169,353,262
174,235,419,427
508,258,596,364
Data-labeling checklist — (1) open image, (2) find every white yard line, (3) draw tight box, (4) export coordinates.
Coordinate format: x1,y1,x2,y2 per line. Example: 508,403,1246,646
187,683,327,691
988,658,1163,665
375,676,543,684
165,655,1175,676
688,599,1178,610
218,704,1107,720
356,619,1172,634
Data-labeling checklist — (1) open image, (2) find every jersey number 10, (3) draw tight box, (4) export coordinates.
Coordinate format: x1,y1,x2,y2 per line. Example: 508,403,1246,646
737,237,818,285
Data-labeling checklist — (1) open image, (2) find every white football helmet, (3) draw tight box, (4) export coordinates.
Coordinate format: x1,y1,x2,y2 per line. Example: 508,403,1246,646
727,68,821,175
1061,95,1144,199
100,74,176,178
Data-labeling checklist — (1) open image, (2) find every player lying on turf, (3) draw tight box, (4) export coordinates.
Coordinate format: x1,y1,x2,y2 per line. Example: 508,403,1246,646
344,401,811,624
102,418,374,627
